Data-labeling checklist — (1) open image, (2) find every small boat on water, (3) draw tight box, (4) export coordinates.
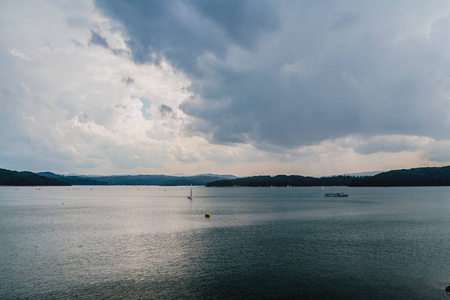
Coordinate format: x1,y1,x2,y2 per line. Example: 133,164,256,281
324,193,348,197
188,185,193,200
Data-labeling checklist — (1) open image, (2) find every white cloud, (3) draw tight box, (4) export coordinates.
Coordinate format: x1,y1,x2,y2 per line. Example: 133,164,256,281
8,48,32,61
0,0,198,174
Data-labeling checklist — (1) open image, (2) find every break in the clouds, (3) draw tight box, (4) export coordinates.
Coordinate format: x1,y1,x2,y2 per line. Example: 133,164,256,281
2,0,450,176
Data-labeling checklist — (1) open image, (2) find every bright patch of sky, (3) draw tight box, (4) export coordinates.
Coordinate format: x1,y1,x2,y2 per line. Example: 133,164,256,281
1,0,450,176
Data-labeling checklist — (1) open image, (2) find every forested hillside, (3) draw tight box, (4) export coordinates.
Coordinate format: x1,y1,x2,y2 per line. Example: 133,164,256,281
206,175,355,187
0,169,70,186
207,166,450,187
348,166,450,186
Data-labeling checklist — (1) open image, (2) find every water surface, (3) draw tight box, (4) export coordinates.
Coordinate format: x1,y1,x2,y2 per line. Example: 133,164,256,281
1,186,450,299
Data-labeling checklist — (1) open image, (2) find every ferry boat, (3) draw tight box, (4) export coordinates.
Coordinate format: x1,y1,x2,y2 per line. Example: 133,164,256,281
324,193,348,197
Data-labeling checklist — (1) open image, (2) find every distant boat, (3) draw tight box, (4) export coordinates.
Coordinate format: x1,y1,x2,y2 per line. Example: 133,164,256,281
321,186,324,191
324,193,348,197
188,185,193,200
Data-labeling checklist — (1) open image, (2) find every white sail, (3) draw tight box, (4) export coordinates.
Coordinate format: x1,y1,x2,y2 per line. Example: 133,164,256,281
188,185,192,199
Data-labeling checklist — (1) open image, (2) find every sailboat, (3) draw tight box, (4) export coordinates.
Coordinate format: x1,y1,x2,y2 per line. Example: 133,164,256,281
188,185,193,200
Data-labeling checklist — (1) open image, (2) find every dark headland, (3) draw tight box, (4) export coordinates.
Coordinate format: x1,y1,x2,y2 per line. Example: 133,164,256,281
0,168,70,186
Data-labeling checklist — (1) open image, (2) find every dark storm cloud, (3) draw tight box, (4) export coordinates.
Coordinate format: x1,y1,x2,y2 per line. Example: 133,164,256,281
95,0,279,73
95,0,450,151
189,0,279,50
332,12,359,30
159,104,174,118
89,29,109,48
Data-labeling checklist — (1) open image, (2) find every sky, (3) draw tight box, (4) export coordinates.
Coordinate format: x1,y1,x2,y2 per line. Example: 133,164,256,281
2,0,450,177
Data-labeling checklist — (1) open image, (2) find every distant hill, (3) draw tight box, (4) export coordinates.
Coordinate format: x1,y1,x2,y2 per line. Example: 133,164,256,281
93,174,234,186
207,166,450,187
37,172,109,185
206,175,355,187
343,171,382,177
348,166,450,186
196,173,237,180
0,169,70,186
38,173,235,186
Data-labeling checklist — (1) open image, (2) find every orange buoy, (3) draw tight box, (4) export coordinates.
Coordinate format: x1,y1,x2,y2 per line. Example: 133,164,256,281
205,213,210,217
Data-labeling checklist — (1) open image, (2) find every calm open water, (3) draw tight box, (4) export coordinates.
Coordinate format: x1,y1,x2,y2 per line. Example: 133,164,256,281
1,186,450,299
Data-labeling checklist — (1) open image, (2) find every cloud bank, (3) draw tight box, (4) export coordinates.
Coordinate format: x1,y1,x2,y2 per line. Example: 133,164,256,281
1,0,450,176
96,0,450,149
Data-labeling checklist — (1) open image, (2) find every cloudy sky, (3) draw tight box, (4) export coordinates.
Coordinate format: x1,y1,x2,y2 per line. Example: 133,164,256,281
2,0,450,177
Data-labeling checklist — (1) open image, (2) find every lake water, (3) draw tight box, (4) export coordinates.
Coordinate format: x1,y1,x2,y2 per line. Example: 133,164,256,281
1,186,450,299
